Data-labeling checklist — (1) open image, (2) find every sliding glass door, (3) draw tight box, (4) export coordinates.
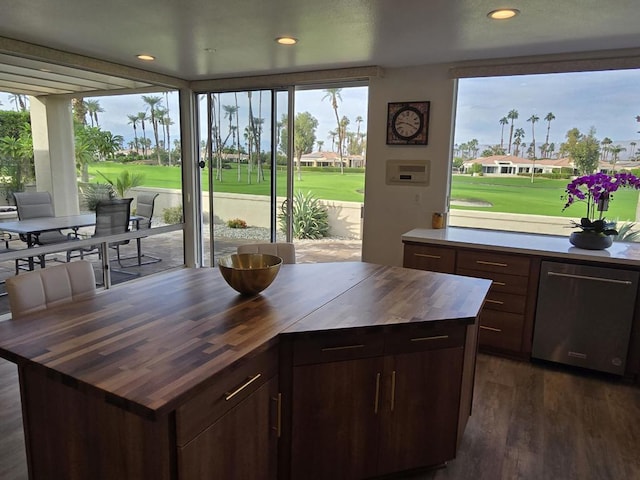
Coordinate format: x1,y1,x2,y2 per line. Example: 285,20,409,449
198,89,291,265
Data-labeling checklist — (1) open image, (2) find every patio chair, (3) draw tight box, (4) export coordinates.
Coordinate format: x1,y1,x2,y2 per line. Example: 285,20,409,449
5,260,96,319
67,198,133,266
13,191,74,273
236,242,296,264
119,192,161,267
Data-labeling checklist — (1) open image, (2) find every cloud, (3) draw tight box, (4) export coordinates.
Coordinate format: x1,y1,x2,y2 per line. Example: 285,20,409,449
455,69,640,150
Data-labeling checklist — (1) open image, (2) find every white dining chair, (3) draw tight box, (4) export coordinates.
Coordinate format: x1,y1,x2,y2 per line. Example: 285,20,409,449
5,260,97,319
236,242,296,264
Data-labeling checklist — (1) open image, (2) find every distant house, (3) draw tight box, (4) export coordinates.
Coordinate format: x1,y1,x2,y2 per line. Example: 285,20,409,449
300,151,366,168
461,155,573,175
461,155,639,176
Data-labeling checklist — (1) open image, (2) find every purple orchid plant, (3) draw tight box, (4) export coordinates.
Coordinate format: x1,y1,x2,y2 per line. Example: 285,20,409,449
562,172,640,235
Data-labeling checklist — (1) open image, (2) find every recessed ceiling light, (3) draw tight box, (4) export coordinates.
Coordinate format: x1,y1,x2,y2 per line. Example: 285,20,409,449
136,54,156,61
276,36,298,45
487,8,520,20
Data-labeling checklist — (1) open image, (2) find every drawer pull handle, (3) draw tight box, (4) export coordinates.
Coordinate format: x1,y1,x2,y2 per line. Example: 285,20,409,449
410,335,449,342
271,393,282,437
390,370,396,412
476,260,508,267
568,351,587,359
321,344,365,352
225,373,262,401
374,372,381,414
547,271,633,285
480,325,502,332
414,253,441,259
485,299,504,305
493,281,506,286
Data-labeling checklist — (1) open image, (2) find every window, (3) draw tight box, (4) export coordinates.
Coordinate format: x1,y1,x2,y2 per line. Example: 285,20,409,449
451,69,640,235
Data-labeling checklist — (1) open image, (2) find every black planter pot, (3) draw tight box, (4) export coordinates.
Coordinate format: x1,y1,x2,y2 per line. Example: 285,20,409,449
569,231,613,250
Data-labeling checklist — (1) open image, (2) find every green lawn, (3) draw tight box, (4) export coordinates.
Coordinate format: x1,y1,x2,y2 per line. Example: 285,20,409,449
87,163,639,221
451,175,639,220
88,162,365,202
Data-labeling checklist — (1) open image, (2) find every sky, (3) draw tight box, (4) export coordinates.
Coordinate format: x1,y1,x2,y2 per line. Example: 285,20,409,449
455,69,640,158
0,86,369,153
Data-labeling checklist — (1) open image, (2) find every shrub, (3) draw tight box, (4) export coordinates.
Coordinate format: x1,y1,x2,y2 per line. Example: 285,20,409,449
163,205,183,224
227,218,247,229
280,190,330,239
79,182,115,211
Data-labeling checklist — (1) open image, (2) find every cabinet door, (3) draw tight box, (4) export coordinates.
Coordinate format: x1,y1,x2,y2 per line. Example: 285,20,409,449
290,357,383,480
377,347,464,475
178,376,279,480
403,243,456,273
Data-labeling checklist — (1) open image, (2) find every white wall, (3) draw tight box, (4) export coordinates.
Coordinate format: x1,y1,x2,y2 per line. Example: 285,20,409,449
362,64,455,266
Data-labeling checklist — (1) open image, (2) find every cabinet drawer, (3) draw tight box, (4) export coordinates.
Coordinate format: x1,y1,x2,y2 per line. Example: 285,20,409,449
403,243,456,273
384,323,465,355
458,250,530,277
292,329,385,366
457,268,529,296
478,311,524,352
175,345,278,446
484,291,527,315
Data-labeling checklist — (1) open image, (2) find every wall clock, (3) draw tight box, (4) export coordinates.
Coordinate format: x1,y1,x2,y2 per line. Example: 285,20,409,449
386,101,430,145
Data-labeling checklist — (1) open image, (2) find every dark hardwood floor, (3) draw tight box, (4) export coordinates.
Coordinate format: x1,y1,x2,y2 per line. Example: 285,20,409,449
0,354,638,480
0,360,26,480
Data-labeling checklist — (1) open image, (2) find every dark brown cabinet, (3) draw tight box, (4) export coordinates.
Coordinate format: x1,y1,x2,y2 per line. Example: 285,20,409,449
456,249,534,356
286,325,467,479
403,241,537,358
403,243,456,273
176,346,279,480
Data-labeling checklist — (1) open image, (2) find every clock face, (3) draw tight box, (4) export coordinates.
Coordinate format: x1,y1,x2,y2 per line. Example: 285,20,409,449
386,101,430,145
392,106,423,140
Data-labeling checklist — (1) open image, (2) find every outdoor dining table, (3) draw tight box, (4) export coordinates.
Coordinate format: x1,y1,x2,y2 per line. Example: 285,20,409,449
0,214,96,270
0,213,145,271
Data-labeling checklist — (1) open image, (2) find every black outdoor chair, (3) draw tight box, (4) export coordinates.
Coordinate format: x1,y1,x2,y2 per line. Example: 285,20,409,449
13,191,74,273
67,198,133,265
119,192,162,267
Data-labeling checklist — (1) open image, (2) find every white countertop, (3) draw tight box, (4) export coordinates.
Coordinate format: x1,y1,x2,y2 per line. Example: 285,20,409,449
402,227,640,267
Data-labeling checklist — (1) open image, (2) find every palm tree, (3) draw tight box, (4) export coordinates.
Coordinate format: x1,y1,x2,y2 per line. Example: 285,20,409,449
600,137,613,162
72,98,88,125
544,112,555,156
127,114,140,154
610,145,627,171
513,128,525,157
9,94,27,112
527,114,540,182
142,95,164,165
499,116,509,149
322,88,344,174
317,140,324,151
85,100,104,127
630,141,637,159
507,109,519,154
137,111,149,157
328,130,338,152
355,116,363,152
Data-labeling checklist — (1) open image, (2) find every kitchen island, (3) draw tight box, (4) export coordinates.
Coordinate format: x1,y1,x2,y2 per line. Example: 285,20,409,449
0,262,491,479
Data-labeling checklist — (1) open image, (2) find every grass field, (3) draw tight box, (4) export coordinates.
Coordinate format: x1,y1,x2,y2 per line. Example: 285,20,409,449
88,163,639,220
88,162,365,202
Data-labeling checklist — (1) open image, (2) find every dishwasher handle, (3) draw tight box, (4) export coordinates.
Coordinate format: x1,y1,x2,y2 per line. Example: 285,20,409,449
547,271,633,286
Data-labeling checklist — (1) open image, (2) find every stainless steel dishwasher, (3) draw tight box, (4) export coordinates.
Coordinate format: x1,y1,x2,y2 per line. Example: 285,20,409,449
532,261,639,375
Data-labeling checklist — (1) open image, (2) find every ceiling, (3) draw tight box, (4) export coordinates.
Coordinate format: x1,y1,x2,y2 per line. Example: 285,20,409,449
1,0,640,95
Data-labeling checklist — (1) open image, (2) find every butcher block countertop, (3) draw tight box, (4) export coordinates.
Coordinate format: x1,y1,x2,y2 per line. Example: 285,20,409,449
0,262,491,420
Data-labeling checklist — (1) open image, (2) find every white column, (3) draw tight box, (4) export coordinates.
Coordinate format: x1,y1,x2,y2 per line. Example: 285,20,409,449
29,96,79,215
